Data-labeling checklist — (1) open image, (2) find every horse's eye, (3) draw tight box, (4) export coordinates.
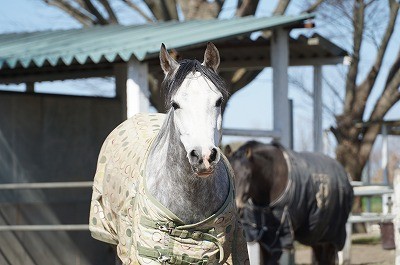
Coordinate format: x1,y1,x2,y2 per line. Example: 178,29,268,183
215,98,223,107
172,102,180,110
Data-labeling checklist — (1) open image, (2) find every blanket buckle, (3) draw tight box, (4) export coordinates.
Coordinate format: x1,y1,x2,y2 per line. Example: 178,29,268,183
156,248,170,264
157,223,173,235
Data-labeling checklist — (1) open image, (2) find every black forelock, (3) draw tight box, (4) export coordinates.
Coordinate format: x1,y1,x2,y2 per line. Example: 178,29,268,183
162,59,228,109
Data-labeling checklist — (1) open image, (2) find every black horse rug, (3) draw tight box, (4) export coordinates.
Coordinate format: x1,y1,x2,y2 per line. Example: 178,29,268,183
241,146,354,253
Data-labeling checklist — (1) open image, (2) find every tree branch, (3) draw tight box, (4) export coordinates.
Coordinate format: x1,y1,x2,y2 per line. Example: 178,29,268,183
44,0,95,26
273,0,290,15
82,0,108,25
323,75,344,104
122,0,154,23
352,0,399,118
236,0,260,17
289,74,336,116
384,47,400,88
143,0,178,21
343,0,364,115
359,67,400,168
178,0,223,20
99,0,119,24
302,0,325,13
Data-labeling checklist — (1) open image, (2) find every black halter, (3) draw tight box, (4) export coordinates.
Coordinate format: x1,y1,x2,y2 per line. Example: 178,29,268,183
239,198,292,255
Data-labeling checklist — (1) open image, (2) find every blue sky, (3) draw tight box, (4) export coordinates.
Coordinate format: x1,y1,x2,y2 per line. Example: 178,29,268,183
0,0,399,154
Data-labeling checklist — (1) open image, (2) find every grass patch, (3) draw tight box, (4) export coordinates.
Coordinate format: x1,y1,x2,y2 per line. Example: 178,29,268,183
362,196,382,213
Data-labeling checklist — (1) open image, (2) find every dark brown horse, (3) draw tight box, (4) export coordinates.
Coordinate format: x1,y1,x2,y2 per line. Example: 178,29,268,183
226,141,353,265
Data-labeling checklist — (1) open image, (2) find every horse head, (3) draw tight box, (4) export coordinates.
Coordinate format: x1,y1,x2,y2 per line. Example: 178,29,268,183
159,43,227,177
226,141,288,212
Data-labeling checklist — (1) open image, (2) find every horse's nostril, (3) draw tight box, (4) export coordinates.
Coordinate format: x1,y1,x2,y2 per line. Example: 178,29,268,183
209,148,218,162
190,149,200,160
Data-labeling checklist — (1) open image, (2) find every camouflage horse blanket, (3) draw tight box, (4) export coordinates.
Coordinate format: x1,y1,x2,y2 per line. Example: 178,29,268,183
89,113,249,264
242,146,354,253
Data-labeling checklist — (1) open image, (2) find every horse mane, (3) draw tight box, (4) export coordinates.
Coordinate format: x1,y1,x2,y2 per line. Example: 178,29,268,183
232,140,284,161
161,59,228,109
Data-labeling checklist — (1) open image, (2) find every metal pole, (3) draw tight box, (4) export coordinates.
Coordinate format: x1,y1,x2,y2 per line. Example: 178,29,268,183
0,181,93,190
223,128,281,139
0,224,89,231
382,124,389,185
313,65,323,153
394,167,400,265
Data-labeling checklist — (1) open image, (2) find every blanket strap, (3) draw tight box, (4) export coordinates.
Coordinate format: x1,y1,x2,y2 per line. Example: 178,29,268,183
138,245,209,264
138,245,209,265
140,216,224,262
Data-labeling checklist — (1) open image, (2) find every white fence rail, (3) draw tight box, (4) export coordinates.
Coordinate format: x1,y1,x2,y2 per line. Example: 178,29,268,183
340,183,395,265
0,181,93,190
0,181,92,232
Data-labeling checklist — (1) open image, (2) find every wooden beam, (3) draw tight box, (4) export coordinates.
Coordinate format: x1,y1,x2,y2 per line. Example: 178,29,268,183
218,57,344,71
0,68,113,85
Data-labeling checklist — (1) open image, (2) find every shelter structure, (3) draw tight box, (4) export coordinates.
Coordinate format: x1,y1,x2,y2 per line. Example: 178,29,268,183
0,15,347,264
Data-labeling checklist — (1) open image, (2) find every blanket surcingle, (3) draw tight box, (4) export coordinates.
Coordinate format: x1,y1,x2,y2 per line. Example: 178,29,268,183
89,113,249,264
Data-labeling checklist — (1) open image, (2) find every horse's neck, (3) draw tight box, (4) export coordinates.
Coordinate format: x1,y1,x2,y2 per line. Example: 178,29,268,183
253,148,288,206
145,112,229,224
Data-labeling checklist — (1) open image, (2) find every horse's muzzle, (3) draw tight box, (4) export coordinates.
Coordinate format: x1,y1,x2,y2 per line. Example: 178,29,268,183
189,147,220,177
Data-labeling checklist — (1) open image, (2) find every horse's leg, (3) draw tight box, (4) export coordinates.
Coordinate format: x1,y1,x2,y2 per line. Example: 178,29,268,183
311,243,338,265
260,246,282,265
279,248,295,265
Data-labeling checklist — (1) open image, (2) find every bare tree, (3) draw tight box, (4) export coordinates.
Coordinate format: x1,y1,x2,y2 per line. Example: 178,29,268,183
329,1,399,180
308,0,400,219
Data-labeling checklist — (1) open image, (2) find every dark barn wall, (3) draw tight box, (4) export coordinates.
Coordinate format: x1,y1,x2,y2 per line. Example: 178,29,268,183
0,92,123,265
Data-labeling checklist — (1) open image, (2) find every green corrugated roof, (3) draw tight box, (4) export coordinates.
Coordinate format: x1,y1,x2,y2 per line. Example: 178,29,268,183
0,14,313,70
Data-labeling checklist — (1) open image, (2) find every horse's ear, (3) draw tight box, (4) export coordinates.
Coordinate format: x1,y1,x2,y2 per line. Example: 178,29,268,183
160,43,179,75
245,147,252,160
202,42,220,72
224,145,233,157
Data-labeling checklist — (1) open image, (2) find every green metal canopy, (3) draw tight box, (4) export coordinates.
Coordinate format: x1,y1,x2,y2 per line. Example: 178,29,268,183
0,14,313,70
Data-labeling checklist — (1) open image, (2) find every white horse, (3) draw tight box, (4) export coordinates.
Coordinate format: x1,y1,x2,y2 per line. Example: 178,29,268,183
90,43,248,264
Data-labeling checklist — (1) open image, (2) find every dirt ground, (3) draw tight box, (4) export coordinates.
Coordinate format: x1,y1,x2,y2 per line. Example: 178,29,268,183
295,231,396,265
295,243,395,265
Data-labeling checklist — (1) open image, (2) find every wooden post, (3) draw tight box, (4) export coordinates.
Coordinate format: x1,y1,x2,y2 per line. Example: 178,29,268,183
394,167,400,264
127,58,149,118
115,63,128,120
114,58,150,120
26,82,35,93
313,65,323,153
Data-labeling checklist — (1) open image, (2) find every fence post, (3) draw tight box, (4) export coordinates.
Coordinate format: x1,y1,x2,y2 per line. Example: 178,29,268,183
394,167,400,265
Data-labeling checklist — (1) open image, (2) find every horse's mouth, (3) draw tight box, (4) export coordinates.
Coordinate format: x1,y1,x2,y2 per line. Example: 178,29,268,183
196,169,214,177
